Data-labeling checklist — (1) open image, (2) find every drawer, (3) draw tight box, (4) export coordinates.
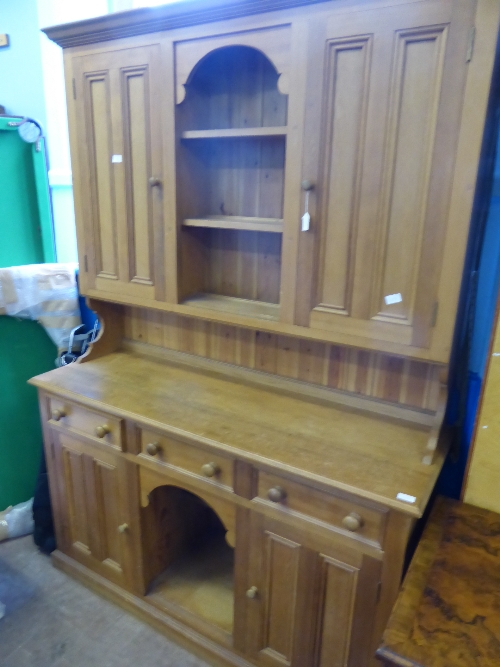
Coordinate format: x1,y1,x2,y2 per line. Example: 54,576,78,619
48,397,123,450
140,429,234,491
255,471,387,546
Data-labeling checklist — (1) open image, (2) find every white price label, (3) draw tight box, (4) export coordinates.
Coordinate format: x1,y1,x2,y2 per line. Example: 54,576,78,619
111,154,123,163
396,493,416,504
301,211,310,231
384,293,403,305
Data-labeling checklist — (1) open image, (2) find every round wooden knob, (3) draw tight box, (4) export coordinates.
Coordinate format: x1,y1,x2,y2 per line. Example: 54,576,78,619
201,462,220,478
246,586,258,599
118,523,129,534
342,512,363,532
146,442,161,456
267,486,286,503
148,176,161,187
301,179,314,191
51,408,66,421
95,425,110,438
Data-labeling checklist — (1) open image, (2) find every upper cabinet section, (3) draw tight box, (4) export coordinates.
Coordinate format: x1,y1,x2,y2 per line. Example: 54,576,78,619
72,46,164,301
293,0,477,359
53,0,500,363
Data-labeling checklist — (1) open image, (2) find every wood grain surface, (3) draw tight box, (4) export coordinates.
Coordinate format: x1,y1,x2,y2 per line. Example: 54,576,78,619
123,306,442,412
30,349,444,516
377,497,500,667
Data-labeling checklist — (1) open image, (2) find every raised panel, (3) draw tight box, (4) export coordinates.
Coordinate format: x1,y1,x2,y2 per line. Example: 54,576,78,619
294,0,474,359
122,65,154,285
316,556,358,667
63,449,90,552
95,460,122,568
317,37,371,315
85,71,118,279
262,532,301,663
374,27,447,324
76,45,161,302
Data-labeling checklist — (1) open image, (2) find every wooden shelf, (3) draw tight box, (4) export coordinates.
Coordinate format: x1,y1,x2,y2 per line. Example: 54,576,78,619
148,537,234,634
181,126,287,139
183,215,284,233
182,293,280,320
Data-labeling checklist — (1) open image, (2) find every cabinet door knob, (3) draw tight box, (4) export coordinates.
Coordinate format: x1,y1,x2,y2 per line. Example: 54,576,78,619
201,462,220,478
51,408,66,421
146,442,161,456
267,486,286,503
301,179,315,191
148,176,161,187
118,523,129,533
95,425,110,438
246,586,258,599
342,512,363,532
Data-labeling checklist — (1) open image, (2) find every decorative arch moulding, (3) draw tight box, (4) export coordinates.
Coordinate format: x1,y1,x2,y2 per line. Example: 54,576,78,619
174,24,291,104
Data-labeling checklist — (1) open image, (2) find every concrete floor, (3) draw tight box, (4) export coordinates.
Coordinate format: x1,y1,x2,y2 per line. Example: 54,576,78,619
0,536,211,667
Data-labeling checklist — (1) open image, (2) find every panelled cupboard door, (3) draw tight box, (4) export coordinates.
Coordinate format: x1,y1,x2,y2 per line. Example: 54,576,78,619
294,0,474,358
72,46,164,301
49,431,134,589
242,513,381,667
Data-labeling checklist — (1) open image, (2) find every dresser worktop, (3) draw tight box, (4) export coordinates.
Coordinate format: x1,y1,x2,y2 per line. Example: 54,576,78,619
30,347,444,517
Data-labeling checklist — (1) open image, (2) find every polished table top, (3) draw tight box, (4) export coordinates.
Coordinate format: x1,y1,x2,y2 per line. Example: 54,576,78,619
377,496,500,667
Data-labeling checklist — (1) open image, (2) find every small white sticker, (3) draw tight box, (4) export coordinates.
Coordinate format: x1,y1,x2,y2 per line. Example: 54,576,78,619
493,353,500,357
301,211,310,231
111,154,122,163
482,425,488,429
384,293,403,305
396,493,416,504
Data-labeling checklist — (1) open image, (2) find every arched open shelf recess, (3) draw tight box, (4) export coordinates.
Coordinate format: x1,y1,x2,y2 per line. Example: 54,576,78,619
141,484,235,635
176,45,288,321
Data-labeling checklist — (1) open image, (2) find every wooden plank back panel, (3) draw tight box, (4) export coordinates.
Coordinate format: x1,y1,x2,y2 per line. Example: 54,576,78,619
177,43,288,129
122,306,441,411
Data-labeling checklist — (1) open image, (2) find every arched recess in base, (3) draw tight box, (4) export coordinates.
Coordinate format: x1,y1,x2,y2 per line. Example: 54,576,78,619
139,479,236,633
140,478,236,548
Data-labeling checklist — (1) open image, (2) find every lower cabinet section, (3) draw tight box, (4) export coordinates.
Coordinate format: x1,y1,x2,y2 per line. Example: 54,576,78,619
237,510,382,667
45,420,387,667
49,432,137,590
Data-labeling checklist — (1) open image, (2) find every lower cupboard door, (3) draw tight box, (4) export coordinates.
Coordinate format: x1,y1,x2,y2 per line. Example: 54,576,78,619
243,513,382,667
51,433,134,589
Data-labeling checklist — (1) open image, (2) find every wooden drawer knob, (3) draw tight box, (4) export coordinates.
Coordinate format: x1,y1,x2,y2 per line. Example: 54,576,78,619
201,462,220,478
342,512,363,532
267,486,286,503
95,425,110,438
246,586,258,599
51,408,66,421
146,442,161,456
118,523,129,533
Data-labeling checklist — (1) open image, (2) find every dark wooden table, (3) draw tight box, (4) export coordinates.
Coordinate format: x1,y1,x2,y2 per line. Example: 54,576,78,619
377,496,500,667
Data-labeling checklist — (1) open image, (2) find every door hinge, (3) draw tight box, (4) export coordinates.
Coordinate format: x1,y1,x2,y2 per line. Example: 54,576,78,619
72,77,77,99
84,254,88,272
466,26,475,63
376,581,382,604
431,301,439,327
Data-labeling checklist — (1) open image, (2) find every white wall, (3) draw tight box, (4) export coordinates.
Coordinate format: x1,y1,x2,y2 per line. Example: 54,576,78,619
0,0,47,126
34,0,110,263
